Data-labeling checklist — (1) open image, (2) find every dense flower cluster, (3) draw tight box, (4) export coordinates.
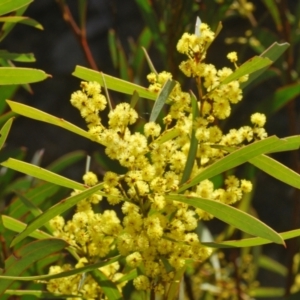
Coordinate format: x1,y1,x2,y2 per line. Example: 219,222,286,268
47,21,267,298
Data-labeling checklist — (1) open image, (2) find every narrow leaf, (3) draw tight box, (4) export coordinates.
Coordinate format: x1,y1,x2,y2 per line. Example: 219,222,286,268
0,239,68,296
0,255,120,281
0,117,13,151
6,100,98,142
240,42,289,89
72,66,156,100
202,228,300,248
10,182,104,247
259,255,287,276
0,68,49,85
130,90,139,109
7,183,61,220
132,29,152,75
267,135,300,153
134,0,165,55
2,215,52,240
180,92,199,184
116,269,138,284
154,128,180,145
178,136,281,193
221,56,272,85
261,0,282,31
0,4,29,43
117,39,130,81
166,194,284,245
108,29,118,68
0,16,43,30
1,158,85,190
149,79,176,122
47,150,85,173
257,84,300,115
15,191,43,218
249,154,300,189
166,267,186,300
0,50,35,62
91,269,123,300
4,290,79,298
0,0,32,15
250,287,285,297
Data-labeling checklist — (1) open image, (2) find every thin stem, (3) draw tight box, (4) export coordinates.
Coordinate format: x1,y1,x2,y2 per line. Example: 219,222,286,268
56,0,99,71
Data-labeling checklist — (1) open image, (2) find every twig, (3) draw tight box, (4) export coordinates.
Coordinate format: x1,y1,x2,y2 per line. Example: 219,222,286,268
56,0,99,71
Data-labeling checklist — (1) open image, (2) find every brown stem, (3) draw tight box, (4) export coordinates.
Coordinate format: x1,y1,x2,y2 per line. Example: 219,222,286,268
56,0,99,71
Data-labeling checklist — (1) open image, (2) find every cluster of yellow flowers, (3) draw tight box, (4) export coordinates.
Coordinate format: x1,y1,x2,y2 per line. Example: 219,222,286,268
47,21,267,298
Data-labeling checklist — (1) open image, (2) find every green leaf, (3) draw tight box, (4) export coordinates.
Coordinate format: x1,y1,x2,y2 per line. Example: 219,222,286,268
10,182,104,247
0,110,16,125
2,215,52,240
267,135,300,153
180,92,199,185
261,0,282,31
240,42,290,89
0,85,18,113
249,154,300,189
1,158,86,190
7,183,61,220
269,83,300,113
178,136,282,193
134,0,165,55
0,50,35,62
202,228,300,248
221,56,272,85
149,79,176,122
72,66,157,100
154,128,180,145
46,150,86,173
91,269,124,300
108,29,118,69
132,28,152,76
166,266,186,300
0,16,43,30
0,255,120,281
4,290,79,298
130,91,139,109
0,238,68,296
0,68,49,85
115,269,138,284
6,100,97,142
0,0,32,15
250,287,285,298
0,117,13,151
166,194,284,245
259,255,287,276
14,191,43,219
0,4,29,43
118,40,130,81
